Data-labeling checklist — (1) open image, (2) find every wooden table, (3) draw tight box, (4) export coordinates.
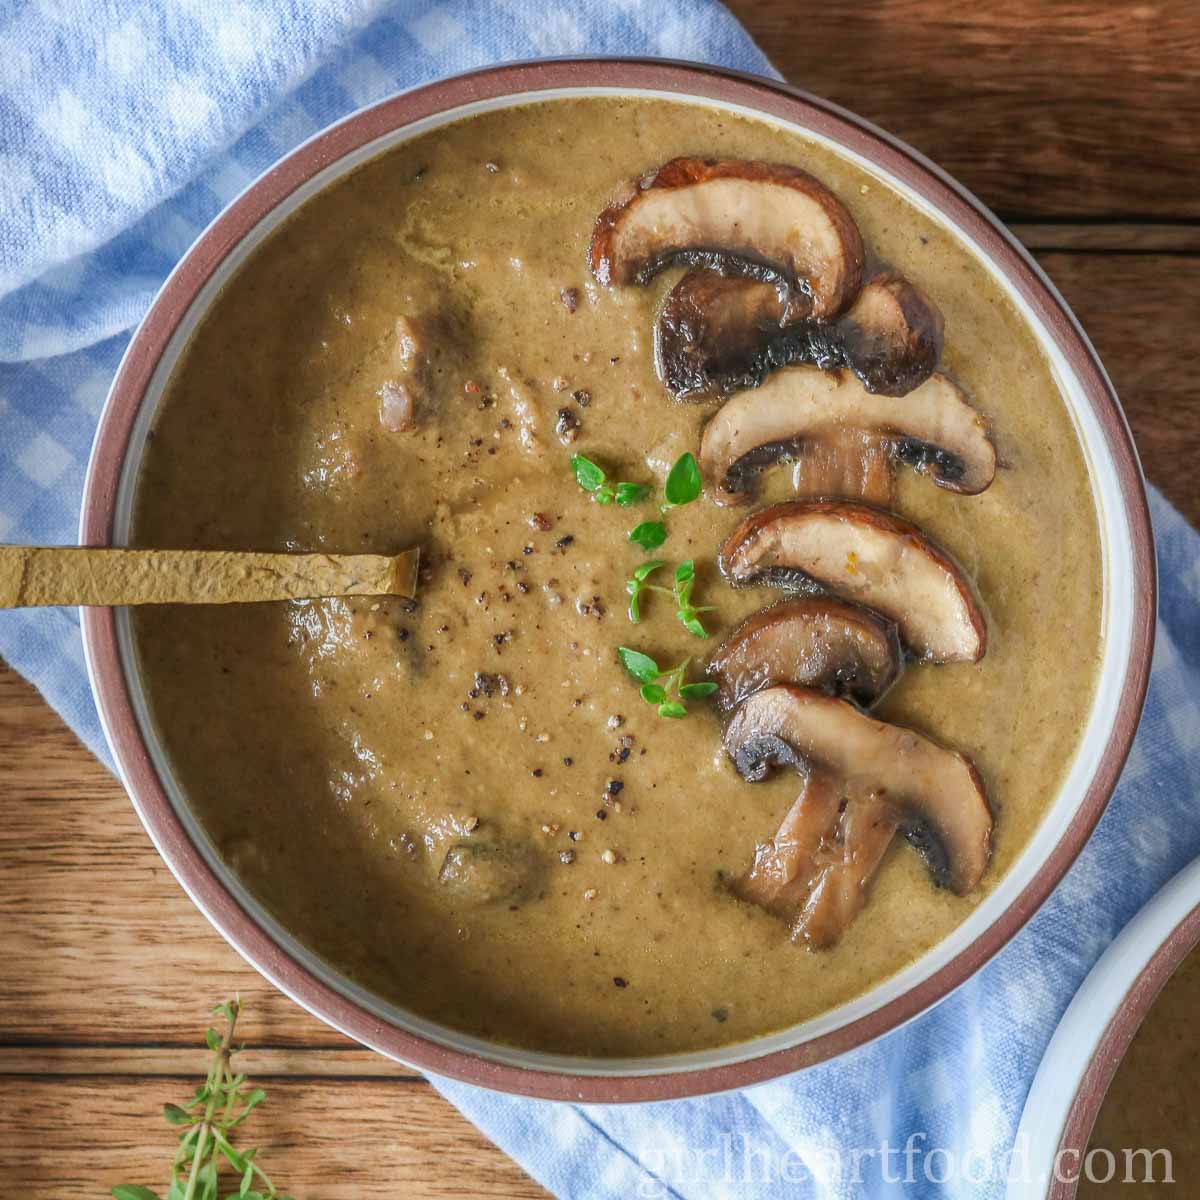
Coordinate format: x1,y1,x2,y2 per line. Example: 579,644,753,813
3,4,1198,1195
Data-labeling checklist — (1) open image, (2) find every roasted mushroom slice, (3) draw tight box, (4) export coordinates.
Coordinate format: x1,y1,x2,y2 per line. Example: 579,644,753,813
656,271,943,401
590,158,865,319
838,272,945,395
700,364,995,506
707,597,901,713
719,500,987,663
654,271,811,400
726,685,993,898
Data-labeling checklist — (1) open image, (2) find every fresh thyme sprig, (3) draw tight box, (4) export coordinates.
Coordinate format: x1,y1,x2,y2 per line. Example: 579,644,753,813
569,451,702,549
627,519,667,551
671,559,718,637
617,647,718,718
112,1000,292,1200
661,451,702,510
625,559,666,622
570,455,649,507
624,557,716,637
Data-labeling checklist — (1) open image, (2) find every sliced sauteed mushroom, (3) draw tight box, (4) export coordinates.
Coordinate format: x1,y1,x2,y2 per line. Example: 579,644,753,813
590,158,865,319
838,272,945,395
726,686,993,946
727,686,992,892
438,838,544,906
795,797,903,950
719,499,987,663
733,766,843,918
654,270,806,400
706,597,901,713
700,364,995,506
657,271,943,401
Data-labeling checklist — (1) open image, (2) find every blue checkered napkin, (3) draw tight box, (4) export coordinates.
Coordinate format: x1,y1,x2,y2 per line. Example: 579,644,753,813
3,4,1198,1198
0,0,772,768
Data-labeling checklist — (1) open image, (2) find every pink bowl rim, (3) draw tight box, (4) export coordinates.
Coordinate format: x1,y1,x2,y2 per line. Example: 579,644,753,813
79,57,1156,1103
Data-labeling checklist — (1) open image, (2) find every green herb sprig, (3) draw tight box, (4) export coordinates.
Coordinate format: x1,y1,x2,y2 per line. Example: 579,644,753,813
627,519,667,551
617,647,718,718
623,557,716,637
112,1000,292,1200
569,452,702,550
625,559,666,622
671,559,718,637
571,455,649,508
662,451,703,510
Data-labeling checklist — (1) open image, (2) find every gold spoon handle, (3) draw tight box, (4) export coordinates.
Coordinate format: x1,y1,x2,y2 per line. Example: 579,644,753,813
0,546,419,608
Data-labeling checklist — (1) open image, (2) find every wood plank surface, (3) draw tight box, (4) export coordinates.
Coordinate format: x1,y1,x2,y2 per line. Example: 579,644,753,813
3,1078,548,1199
2,4,1199,1196
745,0,1200,220
1037,252,1200,529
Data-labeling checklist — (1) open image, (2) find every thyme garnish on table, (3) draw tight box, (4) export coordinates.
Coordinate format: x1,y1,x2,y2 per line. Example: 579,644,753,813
112,999,293,1200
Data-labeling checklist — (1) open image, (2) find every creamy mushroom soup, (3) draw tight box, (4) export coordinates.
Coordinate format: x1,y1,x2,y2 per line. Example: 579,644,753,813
130,98,1102,1056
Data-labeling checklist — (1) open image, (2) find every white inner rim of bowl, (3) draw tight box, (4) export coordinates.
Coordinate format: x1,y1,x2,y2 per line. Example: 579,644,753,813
99,86,1134,1079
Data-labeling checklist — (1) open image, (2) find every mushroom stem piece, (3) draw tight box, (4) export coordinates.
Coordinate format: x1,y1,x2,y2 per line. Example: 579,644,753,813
725,686,993,946
733,766,844,917
797,797,901,950
719,499,987,663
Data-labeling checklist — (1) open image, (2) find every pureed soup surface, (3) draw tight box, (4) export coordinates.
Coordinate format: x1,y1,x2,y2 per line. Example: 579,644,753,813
1081,947,1200,1195
131,98,1102,1057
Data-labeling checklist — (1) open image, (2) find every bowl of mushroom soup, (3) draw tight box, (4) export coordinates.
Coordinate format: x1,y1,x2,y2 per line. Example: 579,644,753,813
81,59,1154,1099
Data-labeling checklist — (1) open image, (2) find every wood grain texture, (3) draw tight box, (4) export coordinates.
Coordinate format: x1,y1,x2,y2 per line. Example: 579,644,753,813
2,5,1198,1193
1036,252,1200,529
735,0,1200,219
0,1078,549,1199
1013,223,1200,254
0,666,548,1197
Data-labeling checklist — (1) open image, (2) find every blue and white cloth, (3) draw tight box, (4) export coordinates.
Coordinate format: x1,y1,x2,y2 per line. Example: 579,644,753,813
2,4,1197,1197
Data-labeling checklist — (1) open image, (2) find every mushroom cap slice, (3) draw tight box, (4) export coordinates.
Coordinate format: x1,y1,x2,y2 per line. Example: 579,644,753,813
654,271,812,401
725,685,993,895
699,364,996,506
656,271,943,401
590,158,865,318
707,597,901,713
719,499,987,663
838,272,945,396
